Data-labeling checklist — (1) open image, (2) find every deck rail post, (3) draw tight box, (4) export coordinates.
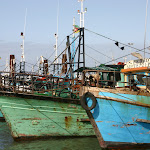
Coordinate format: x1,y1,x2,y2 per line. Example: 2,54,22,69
129,73,132,91
31,75,34,94
12,74,15,93
146,76,148,92
113,71,116,89
0,73,1,88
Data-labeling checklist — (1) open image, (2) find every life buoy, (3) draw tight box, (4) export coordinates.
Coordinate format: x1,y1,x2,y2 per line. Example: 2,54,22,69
80,92,97,111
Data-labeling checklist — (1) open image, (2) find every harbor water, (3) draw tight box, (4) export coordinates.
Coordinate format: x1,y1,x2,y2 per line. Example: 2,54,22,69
1,121,150,150
0,122,100,150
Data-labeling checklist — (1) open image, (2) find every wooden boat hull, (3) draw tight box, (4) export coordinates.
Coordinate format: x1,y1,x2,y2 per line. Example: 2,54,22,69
80,87,150,149
0,94,95,140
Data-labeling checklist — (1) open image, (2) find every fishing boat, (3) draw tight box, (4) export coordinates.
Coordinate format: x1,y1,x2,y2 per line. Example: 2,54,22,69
79,58,150,149
0,27,95,139
0,1,96,140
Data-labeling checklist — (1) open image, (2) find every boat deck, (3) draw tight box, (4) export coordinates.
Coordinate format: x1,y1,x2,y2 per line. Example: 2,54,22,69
0,95,95,140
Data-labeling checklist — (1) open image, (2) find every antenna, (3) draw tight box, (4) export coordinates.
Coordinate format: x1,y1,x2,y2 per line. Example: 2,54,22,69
144,0,148,59
78,0,87,28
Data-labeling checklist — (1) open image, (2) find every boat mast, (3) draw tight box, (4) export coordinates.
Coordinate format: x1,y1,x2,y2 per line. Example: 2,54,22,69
76,0,87,78
5,58,10,76
20,8,27,73
144,0,148,59
54,0,59,64
72,17,76,77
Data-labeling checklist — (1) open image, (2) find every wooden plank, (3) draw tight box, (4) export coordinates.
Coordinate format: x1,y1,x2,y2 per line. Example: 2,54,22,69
136,119,150,124
96,95,150,108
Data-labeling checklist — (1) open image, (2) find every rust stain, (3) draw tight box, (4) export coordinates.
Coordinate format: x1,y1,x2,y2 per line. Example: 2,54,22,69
18,134,27,137
146,131,150,134
22,117,42,120
79,126,81,129
68,104,77,109
96,121,103,122
108,133,111,135
112,125,118,127
121,124,137,128
65,116,72,129
125,124,137,127
76,118,80,127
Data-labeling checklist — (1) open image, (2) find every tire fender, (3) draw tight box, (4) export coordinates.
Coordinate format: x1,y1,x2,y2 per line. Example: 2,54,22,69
80,92,97,111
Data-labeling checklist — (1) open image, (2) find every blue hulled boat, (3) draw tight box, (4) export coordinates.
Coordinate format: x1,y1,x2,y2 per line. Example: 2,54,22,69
80,60,150,149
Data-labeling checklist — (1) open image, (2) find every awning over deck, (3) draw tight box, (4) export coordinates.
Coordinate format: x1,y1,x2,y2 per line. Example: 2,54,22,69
121,67,150,73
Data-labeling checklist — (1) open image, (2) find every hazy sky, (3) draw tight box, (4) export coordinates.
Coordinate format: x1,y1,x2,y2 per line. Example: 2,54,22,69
0,0,150,71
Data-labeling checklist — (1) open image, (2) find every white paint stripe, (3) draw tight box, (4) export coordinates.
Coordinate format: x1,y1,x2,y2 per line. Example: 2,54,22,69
1,105,87,115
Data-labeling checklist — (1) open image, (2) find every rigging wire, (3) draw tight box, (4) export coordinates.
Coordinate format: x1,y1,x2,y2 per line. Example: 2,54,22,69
0,65,5,68
85,45,112,60
85,53,102,64
105,47,150,64
48,35,79,68
85,28,150,54
85,28,150,64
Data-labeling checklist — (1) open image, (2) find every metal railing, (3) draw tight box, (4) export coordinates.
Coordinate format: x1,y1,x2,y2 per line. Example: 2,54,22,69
82,70,150,92
0,71,81,99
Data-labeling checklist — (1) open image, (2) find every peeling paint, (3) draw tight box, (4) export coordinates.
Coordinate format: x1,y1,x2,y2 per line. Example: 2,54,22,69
32,120,39,125
125,124,137,127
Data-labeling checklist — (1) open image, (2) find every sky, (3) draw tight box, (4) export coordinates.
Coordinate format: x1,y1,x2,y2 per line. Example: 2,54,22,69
0,0,150,71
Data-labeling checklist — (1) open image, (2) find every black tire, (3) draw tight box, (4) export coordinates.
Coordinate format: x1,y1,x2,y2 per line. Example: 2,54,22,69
80,92,97,111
